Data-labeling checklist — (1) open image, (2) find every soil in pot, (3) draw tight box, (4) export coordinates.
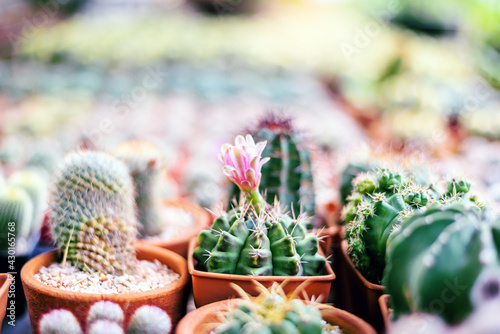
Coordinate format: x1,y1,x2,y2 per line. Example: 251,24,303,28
21,243,189,334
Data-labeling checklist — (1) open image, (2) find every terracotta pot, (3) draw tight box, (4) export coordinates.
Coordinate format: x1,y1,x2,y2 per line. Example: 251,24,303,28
0,274,12,332
379,294,392,333
138,199,212,258
188,238,335,307
21,244,190,334
176,298,376,334
331,240,384,333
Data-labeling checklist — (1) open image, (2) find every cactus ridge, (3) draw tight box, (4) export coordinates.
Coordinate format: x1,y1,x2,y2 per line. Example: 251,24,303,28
344,168,479,284
49,151,138,275
384,202,500,326
194,201,325,277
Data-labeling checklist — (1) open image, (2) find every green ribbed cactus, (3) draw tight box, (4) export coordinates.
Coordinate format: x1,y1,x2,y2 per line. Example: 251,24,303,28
9,170,48,237
193,203,325,277
0,186,34,252
215,284,329,334
343,168,477,284
230,115,315,227
383,202,499,326
49,151,138,275
113,140,166,237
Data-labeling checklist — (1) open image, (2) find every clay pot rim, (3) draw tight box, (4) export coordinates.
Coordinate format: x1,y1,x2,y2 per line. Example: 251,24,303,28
379,294,391,331
137,198,211,248
177,298,376,334
188,237,336,281
0,273,12,295
20,243,189,302
341,240,384,291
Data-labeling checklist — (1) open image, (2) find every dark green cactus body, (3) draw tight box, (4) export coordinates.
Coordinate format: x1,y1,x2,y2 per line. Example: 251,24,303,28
49,151,138,275
339,162,371,206
383,203,499,326
343,169,469,284
0,186,33,252
194,208,325,276
229,116,315,228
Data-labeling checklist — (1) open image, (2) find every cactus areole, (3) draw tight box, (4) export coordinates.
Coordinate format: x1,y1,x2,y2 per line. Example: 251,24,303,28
194,135,326,277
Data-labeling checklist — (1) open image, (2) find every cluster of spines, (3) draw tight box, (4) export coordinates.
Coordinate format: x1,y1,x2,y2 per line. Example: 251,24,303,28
215,283,326,334
193,202,326,277
38,301,171,334
113,140,166,237
49,151,138,275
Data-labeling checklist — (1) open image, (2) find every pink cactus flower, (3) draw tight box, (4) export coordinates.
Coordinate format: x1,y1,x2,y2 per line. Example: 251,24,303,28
219,134,270,193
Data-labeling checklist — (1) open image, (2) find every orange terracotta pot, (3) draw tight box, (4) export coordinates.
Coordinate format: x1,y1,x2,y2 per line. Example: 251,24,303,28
188,238,335,307
332,240,384,333
379,294,392,333
21,244,190,334
0,274,12,333
176,298,376,334
138,199,212,258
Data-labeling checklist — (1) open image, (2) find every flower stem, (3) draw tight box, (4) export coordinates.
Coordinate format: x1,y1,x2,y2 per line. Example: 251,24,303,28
247,189,266,215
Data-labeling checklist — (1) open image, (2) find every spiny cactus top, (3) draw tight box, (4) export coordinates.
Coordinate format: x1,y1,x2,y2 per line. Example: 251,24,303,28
215,283,333,334
343,168,479,284
113,140,166,237
49,151,138,275
383,202,500,326
193,202,326,277
230,115,315,225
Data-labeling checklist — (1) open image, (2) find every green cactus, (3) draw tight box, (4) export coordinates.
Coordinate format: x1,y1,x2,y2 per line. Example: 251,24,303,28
39,309,83,334
113,140,166,237
193,203,325,276
383,202,499,326
127,305,171,334
215,283,328,334
49,151,138,275
8,170,48,237
229,115,315,227
343,168,476,284
0,186,34,252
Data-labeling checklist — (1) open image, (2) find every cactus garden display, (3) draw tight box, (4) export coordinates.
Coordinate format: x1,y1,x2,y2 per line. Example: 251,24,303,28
342,167,480,284
194,134,326,276
383,202,500,326
229,115,315,227
48,151,138,274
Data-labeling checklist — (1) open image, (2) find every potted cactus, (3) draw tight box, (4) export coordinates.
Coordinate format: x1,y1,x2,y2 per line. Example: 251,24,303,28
37,300,172,334
189,134,334,307
113,140,211,258
0,169,48,319
335,167,481,331
20,151,189,334
177,282,376,334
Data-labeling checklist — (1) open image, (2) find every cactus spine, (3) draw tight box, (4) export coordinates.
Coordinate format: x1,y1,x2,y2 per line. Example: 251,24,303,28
0,186,34,252
113,140,166,237
215,283,327,334
49,151,138,275
230,115,315,226
383,202,500,326
193,203,325,277
343,167,477,284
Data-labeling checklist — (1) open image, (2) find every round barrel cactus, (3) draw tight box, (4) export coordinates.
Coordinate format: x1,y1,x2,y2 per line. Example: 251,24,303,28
0,186,34,252
383,202,500,326
49,151,138,275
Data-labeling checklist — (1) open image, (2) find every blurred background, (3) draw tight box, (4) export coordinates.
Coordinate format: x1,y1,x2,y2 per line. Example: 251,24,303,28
3,0,500,332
